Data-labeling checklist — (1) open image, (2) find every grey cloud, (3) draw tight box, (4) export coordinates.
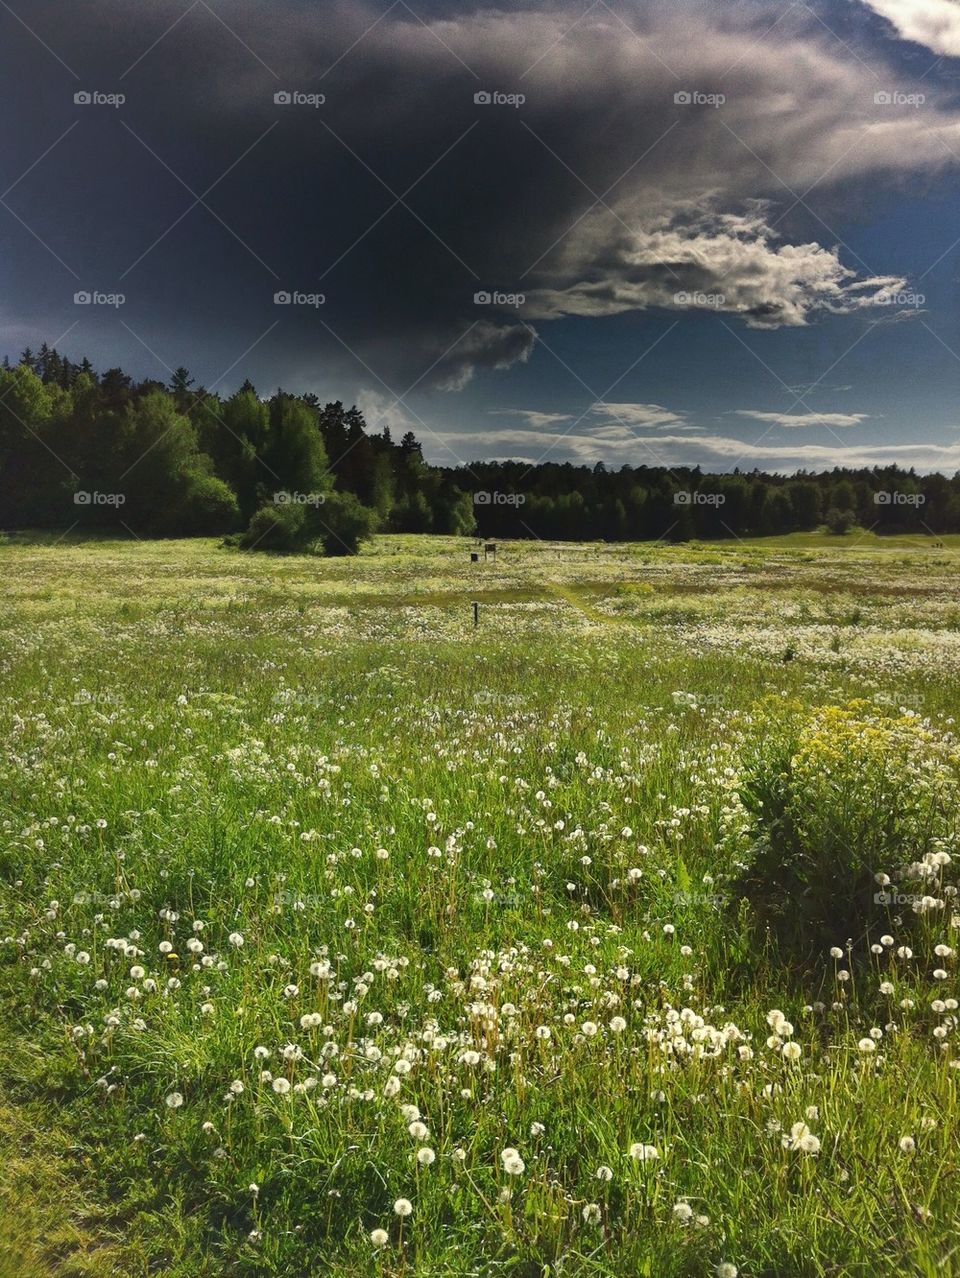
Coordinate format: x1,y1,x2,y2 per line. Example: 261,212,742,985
431,322,537,391
5,0,960,393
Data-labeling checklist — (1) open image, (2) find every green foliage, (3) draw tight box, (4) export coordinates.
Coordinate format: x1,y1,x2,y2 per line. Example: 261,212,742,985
317,490,378,556
0,366,67,526
238,500,308,551
0,539,959,1276
238,492,379,556
179,472,241,535
202,391,271,523
5,343,960,549
734,699,960,958
824,506,856,535
265,396,330,501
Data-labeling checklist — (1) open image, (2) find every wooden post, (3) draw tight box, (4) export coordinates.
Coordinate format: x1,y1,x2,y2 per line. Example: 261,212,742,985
472,601,479,628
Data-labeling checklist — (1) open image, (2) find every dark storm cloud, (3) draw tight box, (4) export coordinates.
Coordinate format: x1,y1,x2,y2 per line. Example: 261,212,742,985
4,0,960,394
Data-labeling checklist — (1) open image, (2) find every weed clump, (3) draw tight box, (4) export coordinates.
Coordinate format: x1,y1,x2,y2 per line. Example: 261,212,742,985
734,700,960,959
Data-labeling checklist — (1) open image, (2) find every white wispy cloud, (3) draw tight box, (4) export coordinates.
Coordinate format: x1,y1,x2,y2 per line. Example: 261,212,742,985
590,402,687,428
734,410,870,428
857,0,960,56
432,426,960,473
526,206,910,329
354,391,418,438
489,409,574,429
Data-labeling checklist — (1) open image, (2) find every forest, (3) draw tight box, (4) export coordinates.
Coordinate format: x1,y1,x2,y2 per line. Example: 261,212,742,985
1,344,955,551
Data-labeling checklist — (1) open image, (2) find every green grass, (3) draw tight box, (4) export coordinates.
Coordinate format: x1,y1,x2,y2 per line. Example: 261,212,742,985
0,533,958,1277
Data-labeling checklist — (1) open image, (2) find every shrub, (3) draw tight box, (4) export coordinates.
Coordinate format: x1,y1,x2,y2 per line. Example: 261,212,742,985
824,507,855,535
178,472,241,534
239,500,307,551
733,700,960,959
317,491,378,556
237,492,377,555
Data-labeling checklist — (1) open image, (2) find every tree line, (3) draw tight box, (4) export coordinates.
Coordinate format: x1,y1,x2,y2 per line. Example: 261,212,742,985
456,460,953,541
1,345,956,551
0,346,473,553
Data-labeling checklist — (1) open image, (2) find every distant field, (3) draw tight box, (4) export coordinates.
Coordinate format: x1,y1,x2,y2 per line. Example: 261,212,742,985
0,533,958,1277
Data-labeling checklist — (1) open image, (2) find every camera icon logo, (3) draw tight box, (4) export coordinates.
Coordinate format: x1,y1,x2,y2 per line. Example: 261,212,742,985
74,90,92,105
273,290,292,304
274,491,291,504
474,291,492,304
73,491,91,505
874,491,891,505
73,291,92,305
473,491,491,505
874,91,892,105
474,91,491,105
274,90,292,105
674,90,691,104
674,491,692,505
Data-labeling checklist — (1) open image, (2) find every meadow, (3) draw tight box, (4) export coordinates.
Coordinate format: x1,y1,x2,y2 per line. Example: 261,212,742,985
0,531,958,1278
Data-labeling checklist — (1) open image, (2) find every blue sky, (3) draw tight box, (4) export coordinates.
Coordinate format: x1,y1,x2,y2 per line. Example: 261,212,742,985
2,0,960,472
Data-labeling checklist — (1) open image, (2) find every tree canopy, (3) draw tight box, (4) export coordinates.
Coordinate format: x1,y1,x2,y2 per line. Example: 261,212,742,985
2,346,957,551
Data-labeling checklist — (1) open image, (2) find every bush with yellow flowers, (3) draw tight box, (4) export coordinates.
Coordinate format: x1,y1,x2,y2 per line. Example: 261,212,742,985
734,699,960,961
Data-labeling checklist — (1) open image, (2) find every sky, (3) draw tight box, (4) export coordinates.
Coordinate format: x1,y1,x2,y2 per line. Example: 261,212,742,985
3,0,960,473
